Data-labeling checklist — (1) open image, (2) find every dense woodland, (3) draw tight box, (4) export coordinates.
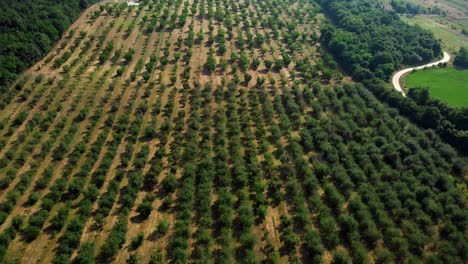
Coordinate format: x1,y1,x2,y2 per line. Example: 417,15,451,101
318,0,442,81
0,0,98,93
0,0,466,263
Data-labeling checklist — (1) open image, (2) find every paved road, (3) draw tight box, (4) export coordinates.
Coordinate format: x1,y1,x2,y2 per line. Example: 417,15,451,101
391,51,451,97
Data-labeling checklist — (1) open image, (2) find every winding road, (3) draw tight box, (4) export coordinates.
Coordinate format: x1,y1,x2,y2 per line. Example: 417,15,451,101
391,51,451,97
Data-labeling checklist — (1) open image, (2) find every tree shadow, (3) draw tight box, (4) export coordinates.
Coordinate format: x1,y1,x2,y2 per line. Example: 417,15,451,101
130,214,146,224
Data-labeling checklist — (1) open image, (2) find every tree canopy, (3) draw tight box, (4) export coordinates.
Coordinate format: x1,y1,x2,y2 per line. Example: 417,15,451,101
319,0,442,81
454,47,468,69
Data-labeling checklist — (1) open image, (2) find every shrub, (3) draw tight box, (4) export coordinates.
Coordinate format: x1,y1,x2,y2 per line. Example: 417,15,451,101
156,219,170,235
149,249,163,264
161,173,177,194
137,200,153,219
25,193,40,206
131,232,145,249
50,205,70,233
23,225,41,242
127,254,139,264
303,229,324,256
332,250,352,264
205,55,216,73
11,216,23,230
73,241,95,264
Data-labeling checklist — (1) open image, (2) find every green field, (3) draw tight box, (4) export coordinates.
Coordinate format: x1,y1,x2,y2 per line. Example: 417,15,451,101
405,66,468,107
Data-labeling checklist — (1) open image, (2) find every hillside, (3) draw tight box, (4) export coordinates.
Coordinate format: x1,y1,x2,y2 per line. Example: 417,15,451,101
0,0,466,263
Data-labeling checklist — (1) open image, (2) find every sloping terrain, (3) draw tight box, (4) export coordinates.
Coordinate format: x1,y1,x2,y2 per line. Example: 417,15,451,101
0,0,466,263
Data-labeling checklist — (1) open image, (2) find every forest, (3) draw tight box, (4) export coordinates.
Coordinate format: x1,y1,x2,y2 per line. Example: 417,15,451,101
319,0,442,81
0,0,466,263
0,0,98,93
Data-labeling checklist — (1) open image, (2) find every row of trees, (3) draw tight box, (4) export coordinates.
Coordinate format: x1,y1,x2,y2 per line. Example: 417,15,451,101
0,1,167,261
276,81,465,262
39,22,155,259
168,85,203,263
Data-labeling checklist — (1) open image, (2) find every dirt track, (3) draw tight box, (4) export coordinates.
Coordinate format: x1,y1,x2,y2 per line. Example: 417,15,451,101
391,51,450,96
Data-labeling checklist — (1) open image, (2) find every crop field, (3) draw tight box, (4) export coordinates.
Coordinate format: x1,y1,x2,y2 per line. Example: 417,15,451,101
0,0,466,264
404,66,468,107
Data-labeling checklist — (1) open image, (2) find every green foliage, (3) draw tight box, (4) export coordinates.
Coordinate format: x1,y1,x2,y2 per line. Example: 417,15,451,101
454,47,468,69
319,0,441,81
124,48,135,65
205,55,216,73
25,192,40,206
127,254,139,264
23,209,49,242
156,219,170,235
390,0,445,15
137,195,154,219
303,229,324,256
99,215,128,262
239,52,250,71
161,173,177,194
99,42,114,64
251,58,260,70
52,254,71,264
50,205,71,233
149,249,164,264
264,59,273,70
367,78,468,154
332,250,352,264
73,241,95,264
131,232,145,249
11,216,23,230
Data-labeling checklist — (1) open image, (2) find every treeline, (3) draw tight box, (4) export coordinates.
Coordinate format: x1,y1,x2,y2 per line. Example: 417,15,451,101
0,0,98,88
390,0,445,16
318,0,442,81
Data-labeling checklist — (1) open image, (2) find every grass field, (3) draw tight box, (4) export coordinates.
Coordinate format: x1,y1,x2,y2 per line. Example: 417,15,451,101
404,66,468,107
